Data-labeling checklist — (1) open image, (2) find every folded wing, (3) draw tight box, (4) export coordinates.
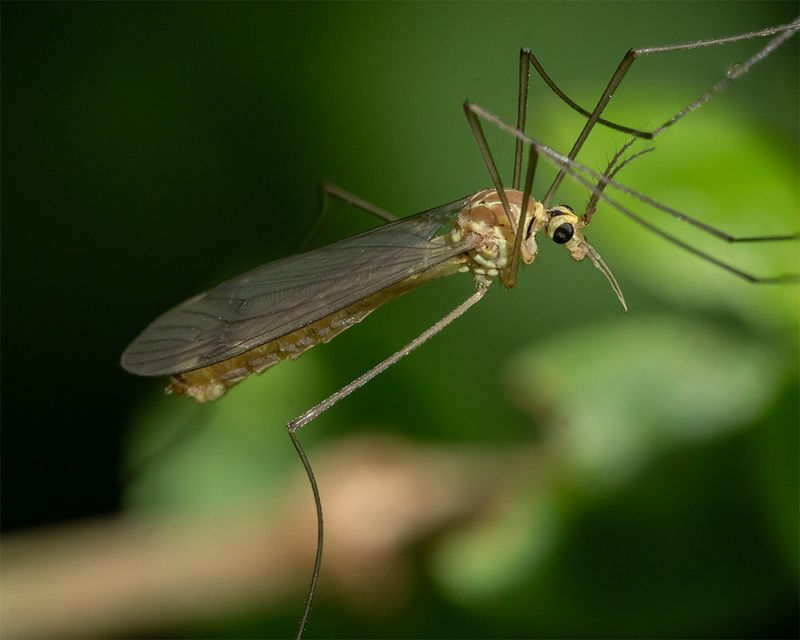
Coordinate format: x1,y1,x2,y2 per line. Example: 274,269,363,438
121,196,474,376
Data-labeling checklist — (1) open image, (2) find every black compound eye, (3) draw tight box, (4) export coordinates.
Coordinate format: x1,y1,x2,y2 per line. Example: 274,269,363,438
552,222,574,244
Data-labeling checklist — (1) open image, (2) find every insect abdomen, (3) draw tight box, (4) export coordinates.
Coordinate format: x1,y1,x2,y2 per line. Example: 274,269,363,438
167,258,467,402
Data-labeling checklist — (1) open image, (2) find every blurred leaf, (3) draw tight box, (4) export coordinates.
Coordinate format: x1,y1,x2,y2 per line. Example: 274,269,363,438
508,316,788,485
432,314,796,636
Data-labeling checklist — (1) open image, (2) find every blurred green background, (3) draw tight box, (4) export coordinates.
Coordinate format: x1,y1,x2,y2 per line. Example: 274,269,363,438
2,2,798,638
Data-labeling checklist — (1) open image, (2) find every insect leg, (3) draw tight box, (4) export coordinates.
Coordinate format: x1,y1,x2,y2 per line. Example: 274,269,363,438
583,138,655,226
541,19,800,205
508,143,539,287
286,283,490,638
510,45,658,193
511,45,643,191
462,103,517,232
512,48,531,190
288,430,322,640
289,283,490,432
297,181,397,251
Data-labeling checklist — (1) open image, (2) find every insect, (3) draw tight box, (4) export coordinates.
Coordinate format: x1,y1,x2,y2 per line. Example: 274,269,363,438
121,18,799,638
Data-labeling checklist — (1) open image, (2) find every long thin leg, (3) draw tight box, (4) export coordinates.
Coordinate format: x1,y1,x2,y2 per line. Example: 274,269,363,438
515,39,637,184
512,48,531,190
462,104,517,232
540,19,800,206
511,21,798,192
519,20,797,141
289,283,490,433
508,143,539,287
522,48,650,139
466,103,799,284
287,283,491,639
297,181,397,252
289,429,323,640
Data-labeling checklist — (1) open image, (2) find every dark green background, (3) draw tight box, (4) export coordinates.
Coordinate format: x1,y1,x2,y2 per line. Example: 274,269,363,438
2,2,798,638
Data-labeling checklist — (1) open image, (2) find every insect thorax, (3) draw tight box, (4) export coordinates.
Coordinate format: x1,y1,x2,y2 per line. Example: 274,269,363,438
450,189,543,287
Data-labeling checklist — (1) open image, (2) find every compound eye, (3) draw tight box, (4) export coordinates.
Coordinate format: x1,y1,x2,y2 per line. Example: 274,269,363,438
552,222,574,244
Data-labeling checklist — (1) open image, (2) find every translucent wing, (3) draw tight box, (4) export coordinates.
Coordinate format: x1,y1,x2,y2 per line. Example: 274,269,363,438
121,196,474,376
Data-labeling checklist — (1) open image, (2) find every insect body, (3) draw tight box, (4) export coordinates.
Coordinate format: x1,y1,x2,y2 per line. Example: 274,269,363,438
121,189,589,402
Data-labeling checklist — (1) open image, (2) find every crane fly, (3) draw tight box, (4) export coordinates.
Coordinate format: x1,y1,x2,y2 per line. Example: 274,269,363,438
121,18,800,639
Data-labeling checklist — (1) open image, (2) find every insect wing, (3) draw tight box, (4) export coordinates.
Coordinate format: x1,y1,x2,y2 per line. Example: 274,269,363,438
121,196,474,376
